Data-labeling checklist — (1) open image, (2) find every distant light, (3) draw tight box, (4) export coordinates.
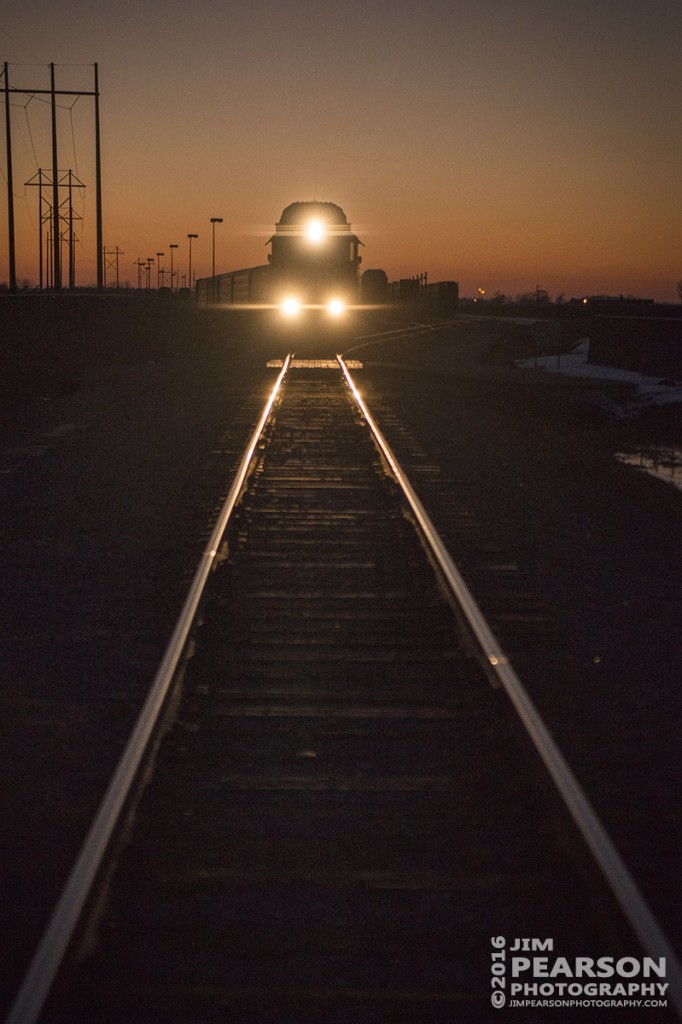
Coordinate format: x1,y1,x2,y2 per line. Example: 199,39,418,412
281,297,301,316
307,219,324,242
327,299,344,316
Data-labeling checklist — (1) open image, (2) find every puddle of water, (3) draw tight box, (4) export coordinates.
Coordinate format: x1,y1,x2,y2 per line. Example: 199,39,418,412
615,448,682,491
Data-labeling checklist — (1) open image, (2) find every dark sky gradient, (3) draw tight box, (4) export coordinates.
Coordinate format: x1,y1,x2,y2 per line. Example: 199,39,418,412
2,0,680,298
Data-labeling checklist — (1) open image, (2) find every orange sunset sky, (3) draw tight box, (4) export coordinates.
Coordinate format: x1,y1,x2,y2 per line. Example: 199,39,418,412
2,0,681,300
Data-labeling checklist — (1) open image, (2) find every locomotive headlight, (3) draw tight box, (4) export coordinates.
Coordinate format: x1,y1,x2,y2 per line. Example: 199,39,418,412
281,297,301,316
306,219,324,242
327,299,345,317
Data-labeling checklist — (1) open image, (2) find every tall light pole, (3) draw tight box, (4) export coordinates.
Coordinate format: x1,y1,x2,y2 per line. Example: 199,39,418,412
187,233,198,291
210,218,223,303
169,243,178,292
210,217,223,278
156,251,164,290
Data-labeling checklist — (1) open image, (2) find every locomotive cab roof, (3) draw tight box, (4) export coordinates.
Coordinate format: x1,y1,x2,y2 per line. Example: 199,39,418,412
268,201,361,243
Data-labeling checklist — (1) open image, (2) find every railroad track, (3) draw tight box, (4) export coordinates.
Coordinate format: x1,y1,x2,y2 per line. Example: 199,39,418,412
8,355,681,1024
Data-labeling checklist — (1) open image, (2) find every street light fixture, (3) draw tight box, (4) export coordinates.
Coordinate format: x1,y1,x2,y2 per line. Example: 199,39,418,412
187,233,198,291
156,252,164,290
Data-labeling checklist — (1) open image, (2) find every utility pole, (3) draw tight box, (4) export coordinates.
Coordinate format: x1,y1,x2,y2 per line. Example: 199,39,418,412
94,63,103,290
26,169,84,289
104,247,124,288
67,170,75,287
3,63,16,292
1,63,103,292
50,64,60,289
38,169,46,288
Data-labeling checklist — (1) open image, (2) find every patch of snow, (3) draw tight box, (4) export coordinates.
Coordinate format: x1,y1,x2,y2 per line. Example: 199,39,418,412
517,339,682,490
615,449,682,491
517,339,682,411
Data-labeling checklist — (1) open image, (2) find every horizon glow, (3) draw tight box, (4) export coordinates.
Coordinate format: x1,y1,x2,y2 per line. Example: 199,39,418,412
1,1,680,302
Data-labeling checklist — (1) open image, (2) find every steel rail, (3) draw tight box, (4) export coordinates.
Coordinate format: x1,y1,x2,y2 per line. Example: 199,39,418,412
5,356,292,1024
338,354,682,1019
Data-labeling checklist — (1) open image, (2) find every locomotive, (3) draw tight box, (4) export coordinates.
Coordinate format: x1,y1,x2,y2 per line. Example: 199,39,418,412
195,201,363,319
195,200,459,321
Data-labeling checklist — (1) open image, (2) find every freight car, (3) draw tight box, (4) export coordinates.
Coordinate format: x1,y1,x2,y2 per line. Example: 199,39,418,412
386,277,459,316
423,279,459,315
196,201,363,319
195,265,271,305
360,268,388,304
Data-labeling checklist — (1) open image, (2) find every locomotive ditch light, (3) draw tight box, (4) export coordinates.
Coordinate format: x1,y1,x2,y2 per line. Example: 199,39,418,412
281,297,301,316
327,299,345,316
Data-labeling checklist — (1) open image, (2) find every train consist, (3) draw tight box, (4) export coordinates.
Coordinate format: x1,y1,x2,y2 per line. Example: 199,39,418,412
196,201,361,319
196,200,459,318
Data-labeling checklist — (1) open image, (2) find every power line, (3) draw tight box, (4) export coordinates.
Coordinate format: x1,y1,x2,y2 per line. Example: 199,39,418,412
2,61,103,291
23,98,40,167
0,30,45,63
68,98,80,177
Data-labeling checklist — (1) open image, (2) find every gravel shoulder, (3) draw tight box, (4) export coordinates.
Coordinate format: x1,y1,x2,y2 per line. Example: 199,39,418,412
0,320,277,1009
351,324,681,948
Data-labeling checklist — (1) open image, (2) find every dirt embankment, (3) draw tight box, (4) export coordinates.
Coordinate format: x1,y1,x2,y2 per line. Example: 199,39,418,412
0,295,247,414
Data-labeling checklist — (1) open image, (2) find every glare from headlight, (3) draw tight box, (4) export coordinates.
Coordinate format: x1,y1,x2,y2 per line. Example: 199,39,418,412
307,220,324,242
327,299,344,316
281,297,301,316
